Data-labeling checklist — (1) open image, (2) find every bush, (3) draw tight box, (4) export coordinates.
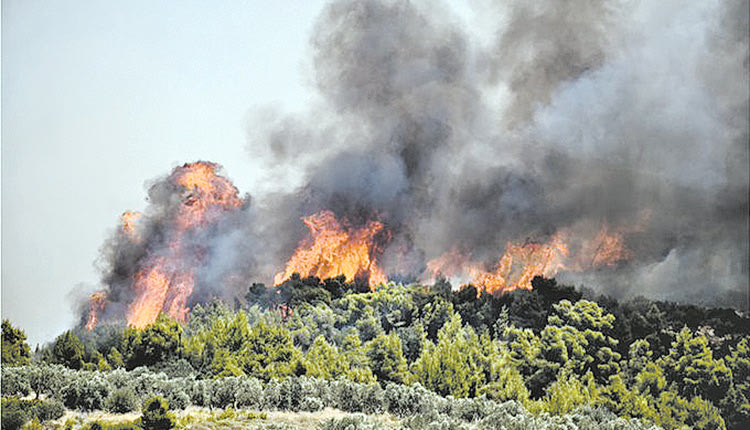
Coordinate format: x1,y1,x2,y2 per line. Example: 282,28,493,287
27,364,68,399
156,379,190,410
448,396,495,422
236,377,264,409
272,377,322,411
60,373,110,411
29,399,65,421
82,422,140,430
1,398,64,430
1,367,30,397
20,418,43,430
209,377,240,409
328,380,386,414
140,397,175,430
385,383,446,416
105,387,139,413
318,415,388,430
185,379,210,407
1,399,29,430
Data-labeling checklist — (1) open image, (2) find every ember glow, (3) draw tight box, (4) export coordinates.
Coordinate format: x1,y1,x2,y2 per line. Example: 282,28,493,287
425,225,633,294
274,211,388,287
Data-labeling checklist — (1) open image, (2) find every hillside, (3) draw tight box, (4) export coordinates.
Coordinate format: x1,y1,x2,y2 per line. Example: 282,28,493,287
3,276,749,430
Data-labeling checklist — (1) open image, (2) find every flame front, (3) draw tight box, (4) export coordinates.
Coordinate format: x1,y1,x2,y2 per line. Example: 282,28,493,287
85,162,244,330
85,292,107,331
426,224,634,294
274,211,387,287
124,162,242,328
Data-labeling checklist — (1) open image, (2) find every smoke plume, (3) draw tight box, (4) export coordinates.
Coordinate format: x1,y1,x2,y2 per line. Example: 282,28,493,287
89,0,748,326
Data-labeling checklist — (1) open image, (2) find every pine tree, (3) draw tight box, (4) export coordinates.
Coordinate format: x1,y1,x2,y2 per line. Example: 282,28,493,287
1,320,31,366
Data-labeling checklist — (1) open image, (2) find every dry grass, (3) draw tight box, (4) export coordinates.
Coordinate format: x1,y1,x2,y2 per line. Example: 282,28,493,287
47,407,401,430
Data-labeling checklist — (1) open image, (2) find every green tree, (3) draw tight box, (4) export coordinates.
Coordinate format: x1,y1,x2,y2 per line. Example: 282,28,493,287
2,320,31,366
412,314,484,398
545,300,621,383
123,315,183,369
240,319,303,381
51,331,84,370
305,336,349,379
107,347,125,369
501,324,553,399
365,333,408,384
339,333,377,383
477,363,530,403
659,327,731,405
721,336,750,429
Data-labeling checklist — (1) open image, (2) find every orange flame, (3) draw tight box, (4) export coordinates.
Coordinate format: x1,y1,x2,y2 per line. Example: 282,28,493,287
274,211,388,287
426,232,569,294
426,224,635,294
85,292,107,331
574,225,632,269
124,161,242,328
121,211,143,242
128,262,172,328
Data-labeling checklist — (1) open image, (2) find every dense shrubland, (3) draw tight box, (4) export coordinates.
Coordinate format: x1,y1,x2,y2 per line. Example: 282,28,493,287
2,276,749,429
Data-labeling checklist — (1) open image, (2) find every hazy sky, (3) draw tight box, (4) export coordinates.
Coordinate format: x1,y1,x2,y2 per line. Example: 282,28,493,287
2,0,337,346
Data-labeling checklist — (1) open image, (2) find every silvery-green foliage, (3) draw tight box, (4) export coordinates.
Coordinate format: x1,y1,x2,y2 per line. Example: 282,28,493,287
105,387,138,413
447,396,495,422
157,378,190,410
299,396,324,412
60,372,110,411
27,364,68,399
329,380,386,414
235,377,264,409
1,366,31,397
185,379,210,407
319,414,389,430
399,410,472,430
385,383,448,416
267,376,324,411
210,377,241,408
105,368,132,390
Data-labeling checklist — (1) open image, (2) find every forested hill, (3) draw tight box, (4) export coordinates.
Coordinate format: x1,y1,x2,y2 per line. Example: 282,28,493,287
3,276,749,430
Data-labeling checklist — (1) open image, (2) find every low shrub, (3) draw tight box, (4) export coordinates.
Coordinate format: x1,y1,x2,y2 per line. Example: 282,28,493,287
105,387,139,413
1,399,30,430
1,398,65,430
140,396,175,430
1,367,30,397
60,373,110,411
29,398,65,421
318,415,388,430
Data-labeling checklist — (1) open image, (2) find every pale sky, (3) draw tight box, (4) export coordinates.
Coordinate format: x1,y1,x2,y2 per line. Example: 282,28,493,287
1,0,334,346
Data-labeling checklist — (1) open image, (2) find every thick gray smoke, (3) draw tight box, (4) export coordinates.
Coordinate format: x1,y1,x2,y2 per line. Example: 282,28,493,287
91,0,747,326
248,0,748,307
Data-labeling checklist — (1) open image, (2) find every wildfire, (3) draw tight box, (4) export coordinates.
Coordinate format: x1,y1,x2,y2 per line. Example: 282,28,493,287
87,161,244,330
425,224,634,294
121,211,143,241
85,292,107,331
127,263,172,328
125,162,242,328
172,161,243,229
274,211,388,287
